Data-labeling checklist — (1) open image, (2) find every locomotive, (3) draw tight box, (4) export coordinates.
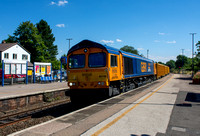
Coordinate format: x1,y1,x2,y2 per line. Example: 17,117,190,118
66,40,169,99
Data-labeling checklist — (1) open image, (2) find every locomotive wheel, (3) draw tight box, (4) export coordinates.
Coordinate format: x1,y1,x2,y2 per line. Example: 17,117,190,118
113,87,120,96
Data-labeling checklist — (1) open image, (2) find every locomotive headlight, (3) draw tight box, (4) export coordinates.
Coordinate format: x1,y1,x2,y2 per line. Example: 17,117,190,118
98,82,101,85
69,82,76,86
69,82,73,86
101,82,104,85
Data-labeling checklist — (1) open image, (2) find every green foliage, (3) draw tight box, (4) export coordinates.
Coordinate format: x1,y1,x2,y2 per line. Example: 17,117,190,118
120,45,139,55
36,19,58,62
196,41,200,54
4,20,60,69
5,21,47,62
158,61,165,65
175,55,188,69
166,60,175,69
51,59,61,70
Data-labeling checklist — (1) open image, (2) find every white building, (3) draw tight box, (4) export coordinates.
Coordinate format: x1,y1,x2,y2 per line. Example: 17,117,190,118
0,42,32,75
0,42,30,63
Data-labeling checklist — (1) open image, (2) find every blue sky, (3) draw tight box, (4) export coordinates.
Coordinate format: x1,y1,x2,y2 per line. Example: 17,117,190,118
0,0,200,63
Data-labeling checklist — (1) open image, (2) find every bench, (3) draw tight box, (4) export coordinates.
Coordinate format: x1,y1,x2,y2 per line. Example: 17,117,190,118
40,76,55,83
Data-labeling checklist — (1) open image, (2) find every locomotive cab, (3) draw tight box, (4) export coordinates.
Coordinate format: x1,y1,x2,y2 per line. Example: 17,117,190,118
67,47,109,89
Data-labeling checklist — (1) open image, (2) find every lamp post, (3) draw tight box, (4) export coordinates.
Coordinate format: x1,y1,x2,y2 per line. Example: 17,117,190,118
190,33,196,77
66,38,72,50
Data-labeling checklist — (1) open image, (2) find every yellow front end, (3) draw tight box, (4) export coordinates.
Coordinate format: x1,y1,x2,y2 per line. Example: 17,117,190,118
67,69,109,89
67,47,109,90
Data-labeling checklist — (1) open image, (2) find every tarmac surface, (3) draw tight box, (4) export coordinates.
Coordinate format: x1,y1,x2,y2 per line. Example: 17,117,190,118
0,82,69,100
8,74,200,136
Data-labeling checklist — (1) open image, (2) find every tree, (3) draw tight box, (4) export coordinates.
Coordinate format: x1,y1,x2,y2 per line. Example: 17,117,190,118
196,41,200,54
120,45,140,55
175,55,188,69
36,20,58,62
158,62,165,65
166,60,175,69
5,21,47,62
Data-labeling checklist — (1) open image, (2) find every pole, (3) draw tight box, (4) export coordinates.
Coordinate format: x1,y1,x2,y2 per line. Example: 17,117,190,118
33,62,35,83
181,49,184,74
190,33,196,77
60,61,62,82
147,49,149,59
26,61,28,84
2,60,4,87
66,38,72,50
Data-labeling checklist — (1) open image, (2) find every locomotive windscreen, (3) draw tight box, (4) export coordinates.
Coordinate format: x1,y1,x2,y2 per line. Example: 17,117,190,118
124,57,133,75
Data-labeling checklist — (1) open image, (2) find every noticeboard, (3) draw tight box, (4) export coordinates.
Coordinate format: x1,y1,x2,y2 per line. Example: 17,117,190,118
61,57,67,64
35,65,40,75
41,66,45,75
47,65,51,75
28,70,32,76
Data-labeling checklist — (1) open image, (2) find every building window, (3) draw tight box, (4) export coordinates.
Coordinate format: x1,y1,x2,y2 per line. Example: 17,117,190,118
4,53,9,59
22,54,28,60
13,54,17,59
111,55,117,67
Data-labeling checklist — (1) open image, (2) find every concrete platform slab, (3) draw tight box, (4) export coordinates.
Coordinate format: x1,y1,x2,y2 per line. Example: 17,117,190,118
0,82,69,100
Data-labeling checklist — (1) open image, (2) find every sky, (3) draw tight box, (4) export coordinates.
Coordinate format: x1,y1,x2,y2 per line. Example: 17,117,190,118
0,0,200,63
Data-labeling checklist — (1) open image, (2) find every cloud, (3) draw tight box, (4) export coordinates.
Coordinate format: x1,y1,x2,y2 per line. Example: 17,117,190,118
50,0,68,6
154,40,160,43
137,48,144,51
56,24,65,28
50,1,56,5
158,32,165,35
116,39,122,42
101,40,114,44
150,55,176,63
166,40,176,44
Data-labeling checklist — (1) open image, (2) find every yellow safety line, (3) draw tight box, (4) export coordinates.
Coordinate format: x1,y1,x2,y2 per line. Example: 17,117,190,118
91,75,174,136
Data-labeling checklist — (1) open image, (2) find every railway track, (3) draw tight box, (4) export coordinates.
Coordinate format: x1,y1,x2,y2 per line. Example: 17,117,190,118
0,75,171,136
0,98,70,129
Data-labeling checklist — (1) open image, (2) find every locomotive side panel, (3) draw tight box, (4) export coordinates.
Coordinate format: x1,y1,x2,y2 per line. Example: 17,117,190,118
108,53,122,82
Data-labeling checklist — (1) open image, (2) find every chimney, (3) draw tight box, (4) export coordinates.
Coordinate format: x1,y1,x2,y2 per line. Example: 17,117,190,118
2,40,6,44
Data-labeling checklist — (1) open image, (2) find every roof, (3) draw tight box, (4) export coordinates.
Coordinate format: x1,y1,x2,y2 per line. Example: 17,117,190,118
0,43,31,54
68,39,153,62
68,40,120,55
120,50,153,62
0,43,16,52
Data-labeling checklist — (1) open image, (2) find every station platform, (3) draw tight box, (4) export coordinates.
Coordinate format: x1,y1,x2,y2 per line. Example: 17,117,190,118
0,82,69,100
0,82,69,113
9,74,200,136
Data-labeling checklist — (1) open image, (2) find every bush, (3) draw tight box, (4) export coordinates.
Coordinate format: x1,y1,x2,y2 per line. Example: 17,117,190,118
193,71,200,79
